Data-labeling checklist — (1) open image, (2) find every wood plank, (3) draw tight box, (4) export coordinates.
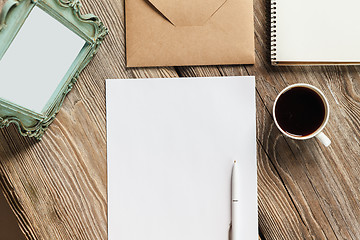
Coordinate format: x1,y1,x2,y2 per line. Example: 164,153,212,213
176,0,360,239
177,1,360,240
0,0,178,239
249,0,360,238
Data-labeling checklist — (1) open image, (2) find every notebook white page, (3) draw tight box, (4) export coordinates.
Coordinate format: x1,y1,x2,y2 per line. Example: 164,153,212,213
107,77,257,240
275,0,360,62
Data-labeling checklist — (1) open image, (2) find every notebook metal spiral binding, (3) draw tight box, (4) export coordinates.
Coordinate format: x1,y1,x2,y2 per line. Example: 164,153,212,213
271,0,277,64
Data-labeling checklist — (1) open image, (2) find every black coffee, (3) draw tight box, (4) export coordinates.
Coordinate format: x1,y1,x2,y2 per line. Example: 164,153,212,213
275,87,325,136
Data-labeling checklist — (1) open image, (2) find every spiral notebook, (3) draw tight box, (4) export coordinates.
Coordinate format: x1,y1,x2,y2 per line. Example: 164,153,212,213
271,0,360,65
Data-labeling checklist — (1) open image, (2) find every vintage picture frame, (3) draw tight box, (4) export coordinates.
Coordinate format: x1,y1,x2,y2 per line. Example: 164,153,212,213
0,0,107,139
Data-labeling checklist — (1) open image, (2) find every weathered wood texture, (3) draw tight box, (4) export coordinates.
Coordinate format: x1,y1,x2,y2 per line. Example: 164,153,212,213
0,0,360,239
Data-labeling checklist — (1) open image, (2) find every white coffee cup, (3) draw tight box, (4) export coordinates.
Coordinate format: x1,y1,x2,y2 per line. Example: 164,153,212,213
273,83,331,147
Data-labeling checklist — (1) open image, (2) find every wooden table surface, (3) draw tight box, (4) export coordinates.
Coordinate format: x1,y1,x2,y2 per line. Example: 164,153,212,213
1,0,360,239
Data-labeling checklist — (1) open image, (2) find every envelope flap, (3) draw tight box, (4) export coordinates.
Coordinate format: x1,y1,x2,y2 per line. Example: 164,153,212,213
147,0,227,26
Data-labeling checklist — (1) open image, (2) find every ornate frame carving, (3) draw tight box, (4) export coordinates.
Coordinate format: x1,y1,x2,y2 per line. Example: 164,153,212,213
0,0,108,140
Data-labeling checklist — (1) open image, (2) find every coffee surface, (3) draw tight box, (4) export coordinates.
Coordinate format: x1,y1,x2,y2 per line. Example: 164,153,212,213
275,87,325,136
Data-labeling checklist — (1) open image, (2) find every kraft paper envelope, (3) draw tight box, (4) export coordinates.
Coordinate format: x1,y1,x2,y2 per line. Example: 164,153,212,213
126,0,255,67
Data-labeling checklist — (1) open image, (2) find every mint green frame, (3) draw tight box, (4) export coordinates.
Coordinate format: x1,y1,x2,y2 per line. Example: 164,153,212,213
0,0,107,140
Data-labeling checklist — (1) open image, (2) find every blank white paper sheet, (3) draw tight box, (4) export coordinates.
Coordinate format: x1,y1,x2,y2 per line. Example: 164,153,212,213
107,77,257,240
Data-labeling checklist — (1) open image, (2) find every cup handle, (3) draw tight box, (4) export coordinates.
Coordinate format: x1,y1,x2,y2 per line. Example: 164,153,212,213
315,132,331,147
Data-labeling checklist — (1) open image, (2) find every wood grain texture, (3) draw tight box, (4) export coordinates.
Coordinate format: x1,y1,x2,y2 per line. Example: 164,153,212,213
0,0,360,239
0,0,178,239
177,0,360,239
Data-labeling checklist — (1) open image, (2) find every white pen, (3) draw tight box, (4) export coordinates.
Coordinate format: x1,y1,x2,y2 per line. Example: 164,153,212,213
232,160,240,240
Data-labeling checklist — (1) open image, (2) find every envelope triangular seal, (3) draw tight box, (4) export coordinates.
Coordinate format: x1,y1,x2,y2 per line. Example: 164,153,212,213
147,0,227,26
